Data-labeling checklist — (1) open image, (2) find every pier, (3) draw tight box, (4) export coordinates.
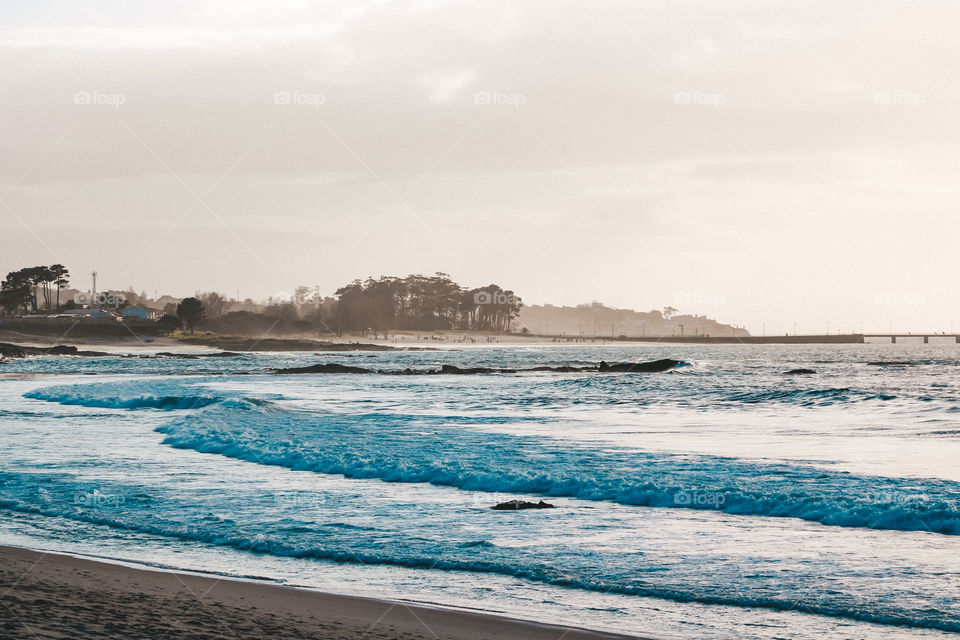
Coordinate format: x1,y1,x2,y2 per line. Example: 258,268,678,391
541,334,960,345
862,334,960,344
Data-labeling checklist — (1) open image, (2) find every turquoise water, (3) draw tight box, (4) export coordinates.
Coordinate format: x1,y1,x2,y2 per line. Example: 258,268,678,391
2,343,959,638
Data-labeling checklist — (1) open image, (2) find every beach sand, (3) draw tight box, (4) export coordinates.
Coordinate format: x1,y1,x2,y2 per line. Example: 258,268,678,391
0,545,645,640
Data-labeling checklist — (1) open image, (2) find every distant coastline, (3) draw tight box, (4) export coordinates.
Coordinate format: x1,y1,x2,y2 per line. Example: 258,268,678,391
2,267,744,341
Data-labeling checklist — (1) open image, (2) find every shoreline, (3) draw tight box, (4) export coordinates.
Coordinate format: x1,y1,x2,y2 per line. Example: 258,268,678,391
0,544,648,640
0,333,671,357
3,331,948,354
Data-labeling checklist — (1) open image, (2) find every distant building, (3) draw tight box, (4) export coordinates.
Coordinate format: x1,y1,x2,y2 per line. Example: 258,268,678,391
121,307,158,320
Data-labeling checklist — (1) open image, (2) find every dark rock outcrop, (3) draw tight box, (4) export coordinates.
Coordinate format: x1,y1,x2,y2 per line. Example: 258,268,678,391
0,343,110,358
784,368,817,375
440,364,510,375
383,365,589,375
597,359,683,373
0,343,27,358
275,363,373,374
45,345,78,355
491,500,555,511
276,359,688,375
379,368,440,375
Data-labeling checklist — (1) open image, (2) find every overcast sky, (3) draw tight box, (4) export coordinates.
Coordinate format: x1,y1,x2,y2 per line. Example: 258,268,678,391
2,0,958,334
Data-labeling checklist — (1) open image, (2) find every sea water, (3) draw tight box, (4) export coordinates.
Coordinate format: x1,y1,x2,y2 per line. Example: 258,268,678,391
1,342,959,639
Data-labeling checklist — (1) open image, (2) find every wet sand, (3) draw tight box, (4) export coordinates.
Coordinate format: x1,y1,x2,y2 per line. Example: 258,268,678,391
0,545,646,640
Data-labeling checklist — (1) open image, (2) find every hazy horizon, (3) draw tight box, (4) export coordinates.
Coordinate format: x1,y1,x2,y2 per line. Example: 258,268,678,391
3,1,959,335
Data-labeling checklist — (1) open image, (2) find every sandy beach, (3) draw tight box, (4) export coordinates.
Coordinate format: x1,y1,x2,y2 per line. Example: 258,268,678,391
0,545,645,640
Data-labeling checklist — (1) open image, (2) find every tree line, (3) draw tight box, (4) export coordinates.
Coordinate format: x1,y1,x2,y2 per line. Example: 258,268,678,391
333,273,522,335
0,265,70,313
173,274,523,336
0,265,524,336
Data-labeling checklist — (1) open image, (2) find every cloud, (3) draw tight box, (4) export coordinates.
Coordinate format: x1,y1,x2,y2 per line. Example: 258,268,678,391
0,25,342,50
3,0,960,332
420,69,476,103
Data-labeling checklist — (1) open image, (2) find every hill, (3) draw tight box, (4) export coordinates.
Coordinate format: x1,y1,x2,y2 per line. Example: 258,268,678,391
518,302,747,338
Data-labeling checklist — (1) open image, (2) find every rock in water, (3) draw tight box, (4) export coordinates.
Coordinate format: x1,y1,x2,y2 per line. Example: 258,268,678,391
275,363,372,374
598,358,683,373
784,368,817,375
491,500,555,511
0,344,26,358
45,345,78,355
440,364,510,374
0,343,110,358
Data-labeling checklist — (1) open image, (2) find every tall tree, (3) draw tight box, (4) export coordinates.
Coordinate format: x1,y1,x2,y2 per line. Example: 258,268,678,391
22,266,48,312
0,269,34,314
198,291,230,318
176,297,205,334
49,264,70,312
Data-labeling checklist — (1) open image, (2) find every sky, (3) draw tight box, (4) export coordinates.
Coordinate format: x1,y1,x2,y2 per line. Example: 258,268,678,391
2,0,959,335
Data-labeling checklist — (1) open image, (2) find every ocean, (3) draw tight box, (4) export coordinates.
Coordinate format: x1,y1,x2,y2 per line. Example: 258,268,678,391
1,342,959,639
